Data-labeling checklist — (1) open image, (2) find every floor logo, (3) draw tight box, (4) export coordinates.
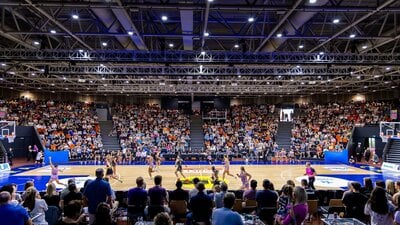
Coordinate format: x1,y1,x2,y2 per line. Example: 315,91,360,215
295,176,351,188
323,166,354,172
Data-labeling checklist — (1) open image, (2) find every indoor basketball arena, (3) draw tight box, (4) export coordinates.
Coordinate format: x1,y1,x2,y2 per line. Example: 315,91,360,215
0,0,399,225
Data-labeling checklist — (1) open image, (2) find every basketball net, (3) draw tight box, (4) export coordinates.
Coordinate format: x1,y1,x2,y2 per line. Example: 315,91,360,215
7,135,15,143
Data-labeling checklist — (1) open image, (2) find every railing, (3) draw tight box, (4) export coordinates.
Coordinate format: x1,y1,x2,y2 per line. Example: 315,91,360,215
33,125,46,151
202,110,227,121
0,141,7,163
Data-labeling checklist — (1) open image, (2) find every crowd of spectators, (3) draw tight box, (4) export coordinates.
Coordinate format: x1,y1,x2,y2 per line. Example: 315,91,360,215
111,104,190,158
6,171,400,225
1,98,102,160
290,101,393,158
203,105,278,158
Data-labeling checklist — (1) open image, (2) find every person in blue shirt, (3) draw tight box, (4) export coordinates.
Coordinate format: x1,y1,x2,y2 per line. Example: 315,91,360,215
0,191,32,225
83,168,112,225
212,192,243,225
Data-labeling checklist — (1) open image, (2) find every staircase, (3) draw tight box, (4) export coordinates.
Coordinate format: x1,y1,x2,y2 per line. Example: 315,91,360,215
190,115,204,151
99,121,121,151
383,138,400,164
276,122,293,150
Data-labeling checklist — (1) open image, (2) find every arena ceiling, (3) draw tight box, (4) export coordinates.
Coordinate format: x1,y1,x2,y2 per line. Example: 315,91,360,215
0,0,400,96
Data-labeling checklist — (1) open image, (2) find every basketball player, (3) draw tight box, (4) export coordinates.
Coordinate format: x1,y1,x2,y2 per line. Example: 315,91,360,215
146,155,156,179
174,154,186,179
155,151,162,172
222,155,235,180
47,157,66,186
105,155,123,183
236,166,252,190
211,166,219,182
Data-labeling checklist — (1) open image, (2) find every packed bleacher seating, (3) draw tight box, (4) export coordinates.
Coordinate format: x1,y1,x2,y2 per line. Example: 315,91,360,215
291,101,394,158
203,105,279,159
1,98,101,160
112,104,190,159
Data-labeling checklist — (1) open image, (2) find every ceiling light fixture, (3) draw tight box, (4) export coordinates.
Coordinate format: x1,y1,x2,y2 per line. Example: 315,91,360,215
248,17,254,22
362,45,368,49
50,29,56,34
349,34,356,38
333,19,340,24
128,31,134,35
309,0,317,3
204,32,210,37
234,44,239,48
169,43,174,48
33,41,40,45
276,33,282,38
102,42,108,47
72,14,79,20
161,16,168,21
299,45,304,49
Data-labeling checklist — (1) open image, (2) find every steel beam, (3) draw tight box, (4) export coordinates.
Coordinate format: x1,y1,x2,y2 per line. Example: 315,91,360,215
0,49,400,66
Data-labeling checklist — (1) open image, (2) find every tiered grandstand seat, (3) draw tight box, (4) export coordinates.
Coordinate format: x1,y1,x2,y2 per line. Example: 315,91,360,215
112,104,190,157
1,98,101,160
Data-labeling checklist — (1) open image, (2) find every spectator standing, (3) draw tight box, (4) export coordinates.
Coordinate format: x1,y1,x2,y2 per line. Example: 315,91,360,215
7,147,13,166
256,179,279,225
27,145,33,162
62,183,83,208
0,191,32,225
0,183,21,205
147,175,169,213
214,182,229,208
243,180,257,201
169,180,189,202
127,176,148,207
83,168,112,225
355,143,363,162
342,182,368,221
21,181,34,201
212,192,243,225
364,187,395,225
277,185,293,219
189,177,203,199
42,183,60,208
277,187,308,225
188,182,213,225
361,178,374,198
22,187,48,225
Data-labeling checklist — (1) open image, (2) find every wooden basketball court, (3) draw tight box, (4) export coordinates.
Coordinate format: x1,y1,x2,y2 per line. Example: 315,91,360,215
15,164,378,191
